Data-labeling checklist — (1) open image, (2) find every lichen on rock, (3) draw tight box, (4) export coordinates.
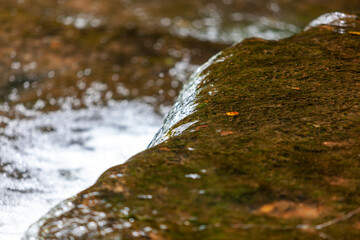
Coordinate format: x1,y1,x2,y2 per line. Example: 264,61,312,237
25,13,360,240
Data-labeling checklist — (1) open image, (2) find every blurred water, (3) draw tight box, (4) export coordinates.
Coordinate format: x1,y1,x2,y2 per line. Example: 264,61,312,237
0,101,162,240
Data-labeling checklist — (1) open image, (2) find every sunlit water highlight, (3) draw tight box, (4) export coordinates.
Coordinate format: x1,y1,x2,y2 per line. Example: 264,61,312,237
0,101,163,240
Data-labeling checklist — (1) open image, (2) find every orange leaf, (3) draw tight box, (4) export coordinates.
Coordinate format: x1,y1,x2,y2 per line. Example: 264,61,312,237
349,31,360,36
259,204,275,214
226,112,239,116
220,131,234,136
159,147,170,151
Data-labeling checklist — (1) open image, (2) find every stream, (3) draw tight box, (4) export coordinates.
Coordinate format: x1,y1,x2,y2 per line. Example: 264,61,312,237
0,101,163,239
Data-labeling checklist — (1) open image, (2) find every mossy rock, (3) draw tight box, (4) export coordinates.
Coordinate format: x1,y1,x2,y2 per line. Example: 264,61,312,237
25,13,360,240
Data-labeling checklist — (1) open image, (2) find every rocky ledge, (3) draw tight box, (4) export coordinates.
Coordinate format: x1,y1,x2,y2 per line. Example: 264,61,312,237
25,13,360,240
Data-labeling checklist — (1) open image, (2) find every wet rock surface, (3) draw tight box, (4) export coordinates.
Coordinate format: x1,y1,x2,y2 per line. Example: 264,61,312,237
25,14,360,240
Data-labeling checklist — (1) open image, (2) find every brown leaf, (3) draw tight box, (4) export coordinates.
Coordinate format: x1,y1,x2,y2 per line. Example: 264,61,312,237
195,125,208,130
159,147,171,151
319,25,335,31
258,201,324,219
220,131,233,136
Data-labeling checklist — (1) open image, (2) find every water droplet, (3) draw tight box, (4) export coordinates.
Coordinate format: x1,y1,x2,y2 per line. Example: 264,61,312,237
159,224,168,230
185,174,201,179
84,68,91,76
198,190,205,194
48,71,55,78
137,194,153,200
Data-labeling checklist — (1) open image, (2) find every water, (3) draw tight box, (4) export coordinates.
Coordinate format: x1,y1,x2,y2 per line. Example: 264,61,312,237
148,52,223,147
0,101,163,240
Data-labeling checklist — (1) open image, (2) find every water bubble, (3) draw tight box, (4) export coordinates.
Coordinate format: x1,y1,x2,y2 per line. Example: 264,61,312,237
71,226,87,237
116,84,130,97
84,68,92,76
185,174,201,179
137,194,153,200
269,2,280,12
8,89,19,101
90,19,101,28
23,81,30,89
87,222,97,230
77,71,84,78
156,79,164,86
23,62,37,72
48,71,55,78
159,224,167,230
9,75,15,82
168,90,176,97
160,18,171,27
33,100,45,110
74,17,87,29
11,62,21,70
63,16,74,25
111,74,119,81
143,226,152,232
199,225,207,231
198,190,205,194
77,81,86,90
123,222,131,228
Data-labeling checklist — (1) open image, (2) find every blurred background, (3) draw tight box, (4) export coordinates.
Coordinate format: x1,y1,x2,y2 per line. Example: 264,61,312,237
1,0,358,109
0,0,358,239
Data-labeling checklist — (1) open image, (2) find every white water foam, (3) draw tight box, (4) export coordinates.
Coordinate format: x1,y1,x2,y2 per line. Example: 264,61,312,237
0,101,162,240
304,12,357,31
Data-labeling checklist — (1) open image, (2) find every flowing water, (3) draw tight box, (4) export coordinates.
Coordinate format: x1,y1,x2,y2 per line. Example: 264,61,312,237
0,101,163,239
0,0,357,239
